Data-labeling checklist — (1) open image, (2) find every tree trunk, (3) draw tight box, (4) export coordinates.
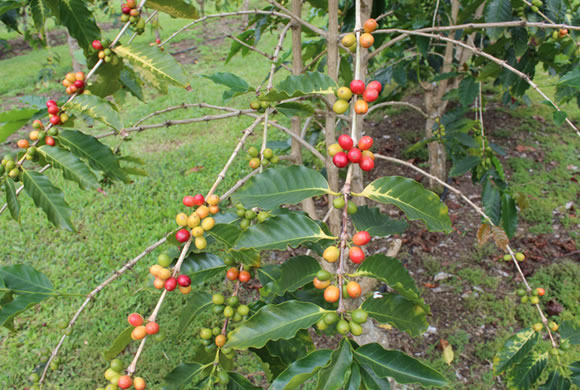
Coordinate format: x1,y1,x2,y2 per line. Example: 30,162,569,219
325,0,341,235
66,31,81,72
290,0,318,219
241,0,250,29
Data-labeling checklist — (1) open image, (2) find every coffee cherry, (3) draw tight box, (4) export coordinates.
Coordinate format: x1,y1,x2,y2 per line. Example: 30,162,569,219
347,201,358,214
316,319,328,331
45,135,56,146
212,293,225,305
530,296,540,305
105,368,118,380
183,195,195,207
516,289,526,297
336,319,350,334
32,120,44,130
249,157,261,169
179,284,191,295
128,313,144,327
46,99,57,107
341,33,356,47
521,296,529,303
349,321,363,336
351,308,368,323
224,306,235,317
333,197,345,209
350,80,365,95
48,105,59,115
559,28,568,37
153,278,164,289
239,270,251,283
359,156,375,171
323,246,340,263
346,281,362,298
145,321,159,335
367,81,382,93
201,217,215,231
358,136,374,151
560,340,570,351
8,168,19,179
92,40,104,50
59,113,69,124
118,375,132,389
17,139,29,149
213,305,225,314
240,218,250,230
316,269,332,282
110,359,124,372
314,277,331,289
189,193,203,206
157,253,171,267
158,267,171,280
209,205,219,214
337,87,353,100
200,328,213,339
175,229,190,243
549,321,558,331
333,152,349,168
352,231,371,246
333,99,349,114
165,277,177,291
354,100,368,115
363,18,378,33
532,323,543,332
323,312,338,325
362,88,379,103
515,252,525,261
347,148,362,163
206,194,220,206
215,334,226,347
360,33,374,48
134,377,146,390
349,246,365,264
65,72,76,83
192,226,204,238
175,212,188,226
131,326,147,340
226,268,239,281
257,211,269,223
536,287,545,296
338,134,354,150
263,148,274,159
47,127,58,136
195,236,208,249
324,285,340,302
177,274,191,287
237,305,250,316
327,143,343,157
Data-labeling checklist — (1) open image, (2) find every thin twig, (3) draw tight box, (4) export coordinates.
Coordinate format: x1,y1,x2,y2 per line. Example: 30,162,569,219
367,101,428,117
127,10,159,45
221,169,260,200
266,0,327,38
226,34,291,71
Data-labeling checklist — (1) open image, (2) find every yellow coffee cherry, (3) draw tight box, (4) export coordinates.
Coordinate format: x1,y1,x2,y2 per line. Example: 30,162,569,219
201,217,215,231
175,212,188,226
187,214,201,228
192,226,204,237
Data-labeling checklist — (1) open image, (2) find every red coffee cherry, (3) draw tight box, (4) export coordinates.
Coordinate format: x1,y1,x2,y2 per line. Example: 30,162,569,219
145,322,160,335
338,134,354,150
349,80,365,95
333,152,349,168
175,229,190,243
164,277,177,291
349,246,365,264
177,274,191,287
359,156,375,171
347,148,362,163
193,194,205,206
128,313,144,327
352,231,371,246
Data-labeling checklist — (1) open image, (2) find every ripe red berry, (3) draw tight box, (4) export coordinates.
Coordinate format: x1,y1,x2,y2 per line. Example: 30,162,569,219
92,40,104,51
338,134,354,150
118,375,133,389
193,194,205,206
536,287,545,296
352,231,371,246
332,152,349,168
367,81,382,93
165,277,177,291
45,136,56,146
349,80,365,95
145,321,159,335
226,268,239,281
358,136,373,151
347,148,362,163
359,156,375,171
73,80,84,89
362,88,379,103
128,313,144,327
349,246,365,264
183,195,195,207
175,228,190,243
239,270,251,283
156,38,161,44
47,105,59,115
46,100,57,108
122,6,131,14
177,274,191,287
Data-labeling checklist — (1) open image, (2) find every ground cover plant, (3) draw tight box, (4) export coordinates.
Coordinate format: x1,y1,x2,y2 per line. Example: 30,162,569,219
0,0,579,389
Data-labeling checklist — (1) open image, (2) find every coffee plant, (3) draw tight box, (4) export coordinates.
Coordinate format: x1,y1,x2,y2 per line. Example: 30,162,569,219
0,0,579,389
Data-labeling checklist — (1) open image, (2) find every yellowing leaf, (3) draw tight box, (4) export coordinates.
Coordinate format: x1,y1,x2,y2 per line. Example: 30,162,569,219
442,345,454,365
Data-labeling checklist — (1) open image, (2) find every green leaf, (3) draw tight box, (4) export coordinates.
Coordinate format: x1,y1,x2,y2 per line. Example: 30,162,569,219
0,292,47,330
206,224,260,267
362,293,428,336
225,372,260,389
52,0,100,51
164,362,207,390
271,349,332,390
270,256,321,297
114,44,188,91
345,363,362,390
358,176,451,232
146,0,199,19
351,206,408,237
359,363,391,390
539,371,571,390
234,212,336,250
458,77,478,107
553,110,567,126
65,94,123,131
560,320,580,344
507,352,548,390
493,327,539,375
449,155,481,177
501,193,517,238
177,292,212,334
204,72,251,93
482,177,501,225
120,67,145,101
102,326,133,360
58,129,130,183
260,72,338,102
30,0,50,32
232,166,331,210
275,102,314,118
485,0,512,41
225,301,325,350
570,361,580,386
354,343,448,387
22,170,74,231
316,338,353,390
4,178,20,222
0,108,38,142
179,253,226,286
352,254,427,311
511,27,529,58
37,145,98,190
558,68,580,90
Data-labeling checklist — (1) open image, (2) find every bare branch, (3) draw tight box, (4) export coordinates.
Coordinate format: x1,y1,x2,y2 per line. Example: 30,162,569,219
221,168,260,200
367,101,428,117
226,33,291,71
266,0,327,38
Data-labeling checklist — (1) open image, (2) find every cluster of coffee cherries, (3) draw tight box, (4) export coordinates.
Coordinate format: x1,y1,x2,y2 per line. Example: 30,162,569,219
316,308,368,336
202,294,250,333
149,253,192,294
46,99,67,126
128,313,159,341
502,251,526,263
333,80,382,116
100,359,146,390
174,193,220,249
249,100,272,113
247,146,279,169
516,286,546,305
234,202,269,229
225,267,252,283
61,71,86,95
93,39,120,65
120,0,146,34
340,18,378,51
329,134,375,172
314,269,362,299
27,350,64,388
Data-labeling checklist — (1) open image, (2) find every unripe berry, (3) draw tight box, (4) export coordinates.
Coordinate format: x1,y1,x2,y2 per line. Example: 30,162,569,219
131,326,146,340
134,377,146,390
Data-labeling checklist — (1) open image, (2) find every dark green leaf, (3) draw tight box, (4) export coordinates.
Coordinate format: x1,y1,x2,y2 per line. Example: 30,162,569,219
359,363,391,390
350,206,407,237
354,343,448,387
482,178,501,225
164,362,207,390
179,253,226,286
271,256,321,297
146,0,199,19
4,178,20,222
53,0,100,51
560,320,580,344
37,145,99,190
206,224,260,267
449,155,481,177
345,363,361,390
485,0,512,41
275,102,314,118
501,193,517,238
545,0,566,23
558,68,580,90
177,292,212,334
362,293,428,336
226,372,261,390
30,0,50,32
569,361,580,386
204,72,252,101
458,77,478,107
553,110,567,126
102,326,133,360
493,327,539,375
539,371,571,390
22,170,74,231
316,338,353,390
119,67,145,101
271,349,332,390
511,27,529,57
260,72,337,102
225,301,325,350
507,352,547,390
